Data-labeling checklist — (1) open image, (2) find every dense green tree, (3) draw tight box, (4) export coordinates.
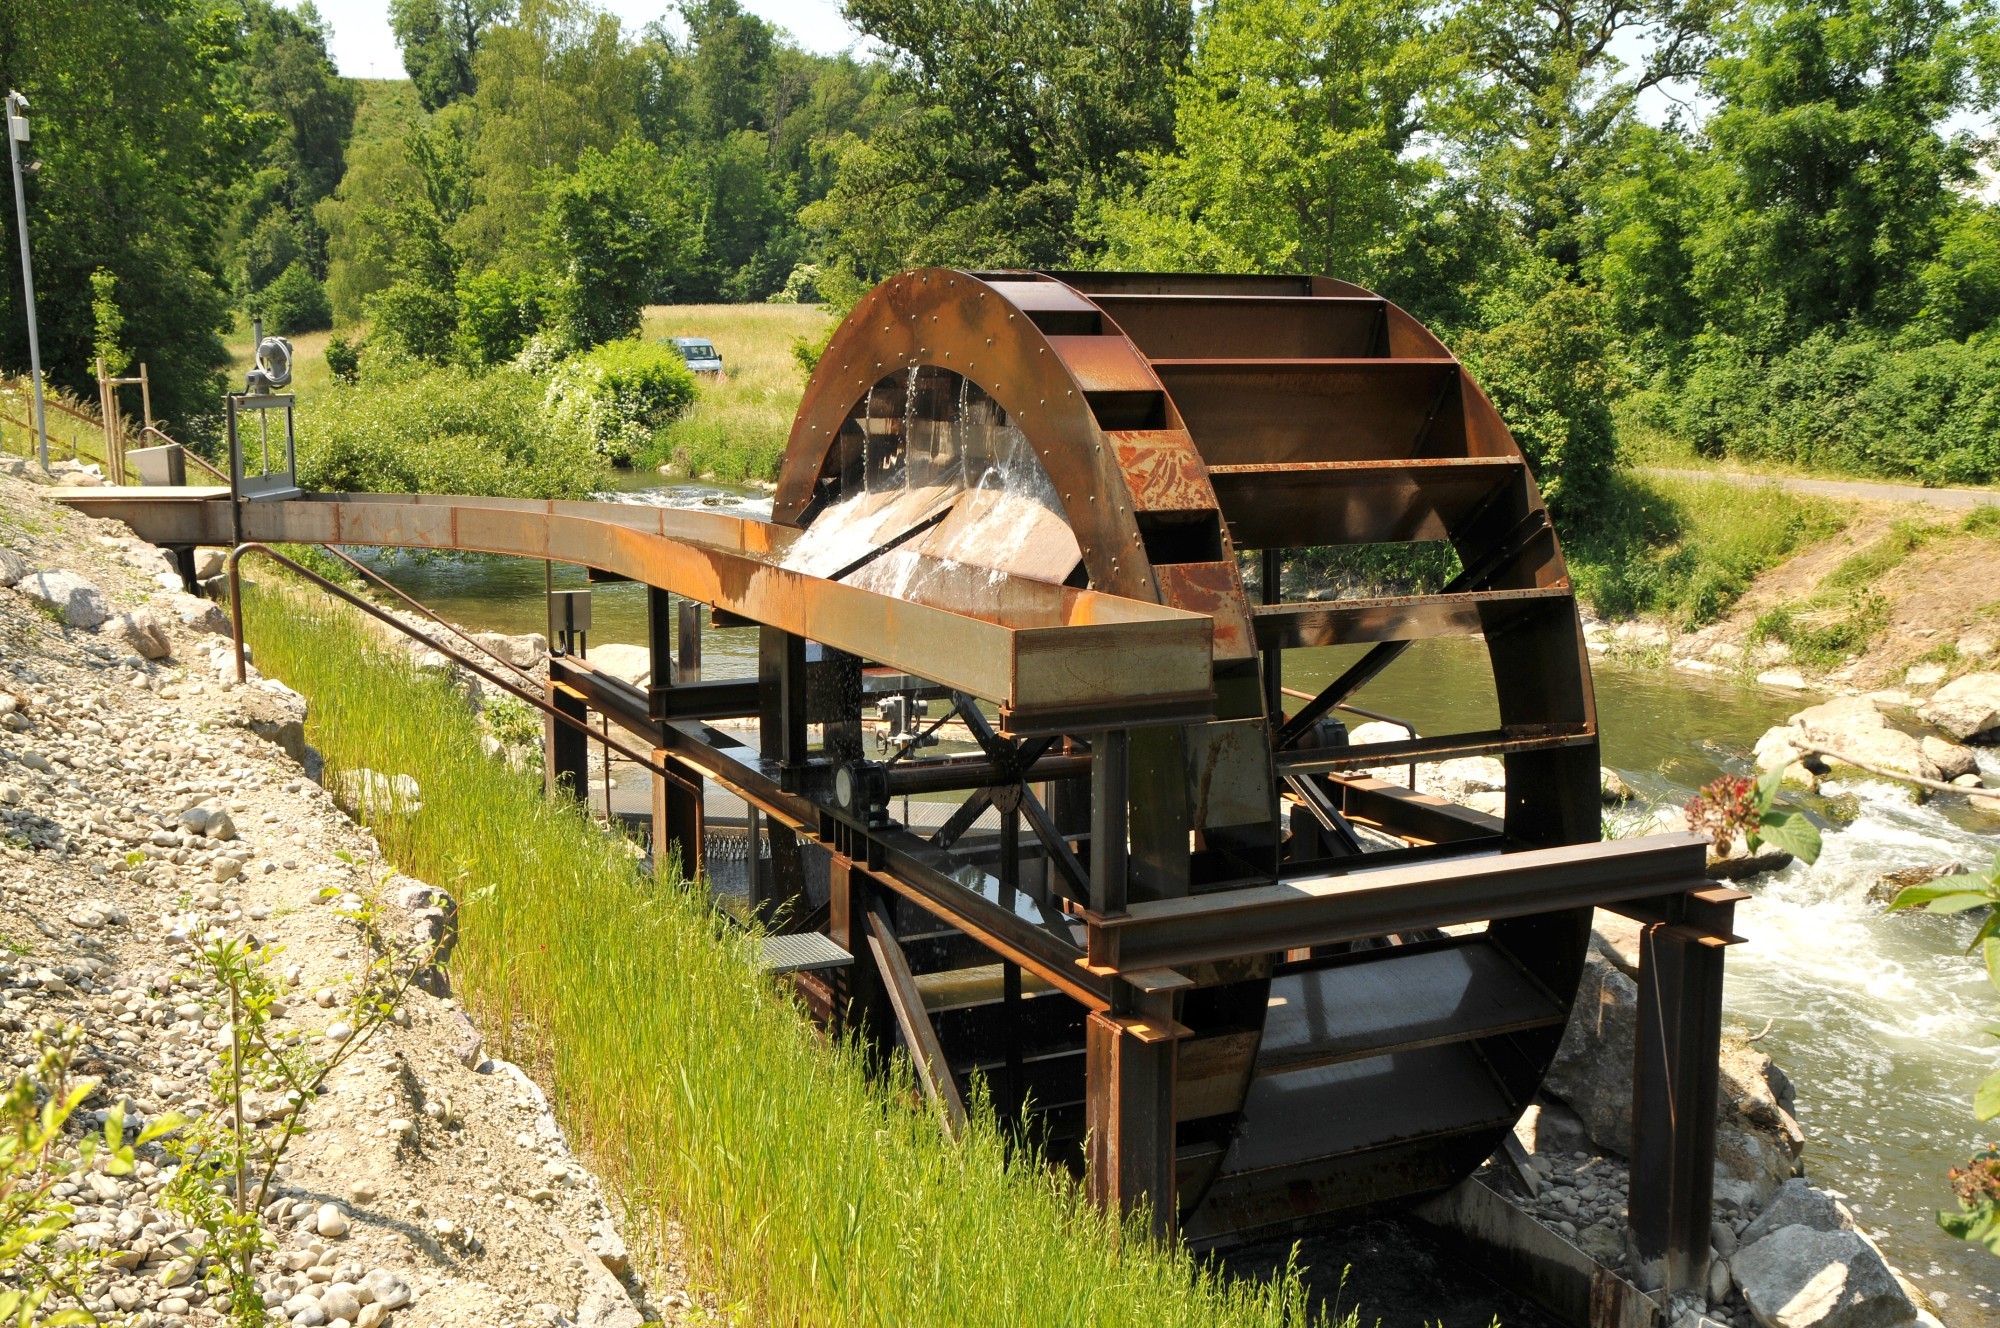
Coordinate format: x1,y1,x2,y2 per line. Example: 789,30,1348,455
679,0,778,139
0,0,255,432
225,0,355,322
457,0,645,266
1449,0,1722,267
543,139,693,344
391,0,514,111
1090,0,1441,283
1686,0,1998,348
806,0,1192,278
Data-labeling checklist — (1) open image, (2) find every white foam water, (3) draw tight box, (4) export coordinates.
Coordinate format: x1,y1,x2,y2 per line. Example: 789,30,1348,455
1726,778,2000,1316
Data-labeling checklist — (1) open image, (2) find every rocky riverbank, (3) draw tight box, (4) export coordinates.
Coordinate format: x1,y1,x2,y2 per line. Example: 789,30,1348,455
0,467,698,1327
1503,913,1950,1328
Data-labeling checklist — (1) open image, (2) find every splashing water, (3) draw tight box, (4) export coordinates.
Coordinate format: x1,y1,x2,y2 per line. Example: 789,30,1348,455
782,368,1074,599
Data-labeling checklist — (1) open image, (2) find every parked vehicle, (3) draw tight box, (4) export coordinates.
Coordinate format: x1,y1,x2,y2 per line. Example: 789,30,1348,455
663,336,724,376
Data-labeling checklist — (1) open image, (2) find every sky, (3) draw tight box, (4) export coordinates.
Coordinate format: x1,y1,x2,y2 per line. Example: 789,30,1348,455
299,0,865,79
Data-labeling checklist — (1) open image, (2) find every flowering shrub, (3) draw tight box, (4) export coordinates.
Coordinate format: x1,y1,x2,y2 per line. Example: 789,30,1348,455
543,338,699,464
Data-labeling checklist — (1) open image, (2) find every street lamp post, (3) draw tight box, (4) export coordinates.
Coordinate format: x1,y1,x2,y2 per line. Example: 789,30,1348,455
5,90,48,470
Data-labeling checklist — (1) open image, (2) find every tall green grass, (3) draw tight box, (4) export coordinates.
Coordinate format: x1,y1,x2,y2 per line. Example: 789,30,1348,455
635,303,834,484
1566,470,1851,628
242,581,1339,1328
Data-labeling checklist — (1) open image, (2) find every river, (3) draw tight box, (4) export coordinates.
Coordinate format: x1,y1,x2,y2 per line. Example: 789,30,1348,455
348,478,2000,1324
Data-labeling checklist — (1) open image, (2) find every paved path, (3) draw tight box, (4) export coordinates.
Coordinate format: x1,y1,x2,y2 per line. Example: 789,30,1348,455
1638,467,2000,510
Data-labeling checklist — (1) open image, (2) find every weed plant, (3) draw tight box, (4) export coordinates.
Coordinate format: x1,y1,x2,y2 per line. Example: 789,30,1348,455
242,580,1341,1328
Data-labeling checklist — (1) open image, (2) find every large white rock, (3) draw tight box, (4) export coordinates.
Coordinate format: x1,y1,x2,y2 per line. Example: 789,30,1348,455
235,680,309,764
585,643,652,689
102,608,172,659
1545,948,1637,1152
1731,1226,1917,1328
1754,726,1821,790
167,592,230,635
472,631,549,671
1920,735,1978,781
1742,1179,1858,1247
334,769,422,816
1788,697,1940,783
1919,672,2000,743
18,570,111,628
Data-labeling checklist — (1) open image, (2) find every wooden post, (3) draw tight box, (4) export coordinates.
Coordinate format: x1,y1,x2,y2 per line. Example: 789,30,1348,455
139,362,152,438
1629,922,1727,1298
94,357,109,471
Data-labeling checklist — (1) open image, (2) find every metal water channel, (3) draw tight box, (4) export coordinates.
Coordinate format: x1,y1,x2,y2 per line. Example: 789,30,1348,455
351,478,2000,1324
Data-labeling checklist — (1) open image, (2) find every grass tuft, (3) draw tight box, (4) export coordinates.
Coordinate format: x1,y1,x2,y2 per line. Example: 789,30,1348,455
242,580,1343,1328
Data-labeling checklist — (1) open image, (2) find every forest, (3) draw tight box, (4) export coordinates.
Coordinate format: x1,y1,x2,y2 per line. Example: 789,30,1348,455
5,0,2000,505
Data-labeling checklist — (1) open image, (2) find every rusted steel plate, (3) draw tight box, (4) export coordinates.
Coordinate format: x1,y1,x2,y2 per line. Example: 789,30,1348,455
1153,359,1460,467
1207,456,1523,549
61,488,1214,725
1090,295,1385,361
1086,834,1712,970
1153,562,1254,661
1107,429,1218,514
54,488,234,543
1043,335,1159,395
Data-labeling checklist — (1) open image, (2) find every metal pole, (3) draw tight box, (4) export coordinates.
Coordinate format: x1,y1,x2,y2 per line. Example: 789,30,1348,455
6,91,48,470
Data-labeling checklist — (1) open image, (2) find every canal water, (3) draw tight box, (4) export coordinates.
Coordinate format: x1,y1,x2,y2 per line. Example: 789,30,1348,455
349,480,2000,1323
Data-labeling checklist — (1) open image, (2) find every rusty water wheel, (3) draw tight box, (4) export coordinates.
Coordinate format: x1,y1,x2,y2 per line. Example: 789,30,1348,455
771,269,1602,1243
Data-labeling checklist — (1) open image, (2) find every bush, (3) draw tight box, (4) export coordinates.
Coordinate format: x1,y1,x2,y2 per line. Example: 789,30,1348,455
544,339,698,465
1455,263,1621,514
455,270,547,368
362,280,458,363
1656,327,2000,484
324,334,361,384
298,362,600,498
257,262,333,336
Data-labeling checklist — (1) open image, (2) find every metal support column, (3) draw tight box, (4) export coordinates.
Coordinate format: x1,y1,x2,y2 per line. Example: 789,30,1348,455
651,749,704,881
1629,922,1727,1298
677,598,703,681
759,628,808,779
1086,979,1179,1239
1090,729,1129,915
1259,548,1283,722
544,679,589,802
647,586,674,720
829,854,885,1043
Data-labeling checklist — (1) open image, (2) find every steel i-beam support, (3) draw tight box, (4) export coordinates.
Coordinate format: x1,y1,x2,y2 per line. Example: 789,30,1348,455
545,680,589,802
1090,729,1129,915
760,628,808,782
677,597,703,681
829,853,887,1043
1086,978,1180,1240
1629,922,1727,1299
652,749,705,881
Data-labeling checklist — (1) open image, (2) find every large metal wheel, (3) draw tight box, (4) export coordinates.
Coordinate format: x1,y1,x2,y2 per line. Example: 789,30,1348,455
768,270,1603,1240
